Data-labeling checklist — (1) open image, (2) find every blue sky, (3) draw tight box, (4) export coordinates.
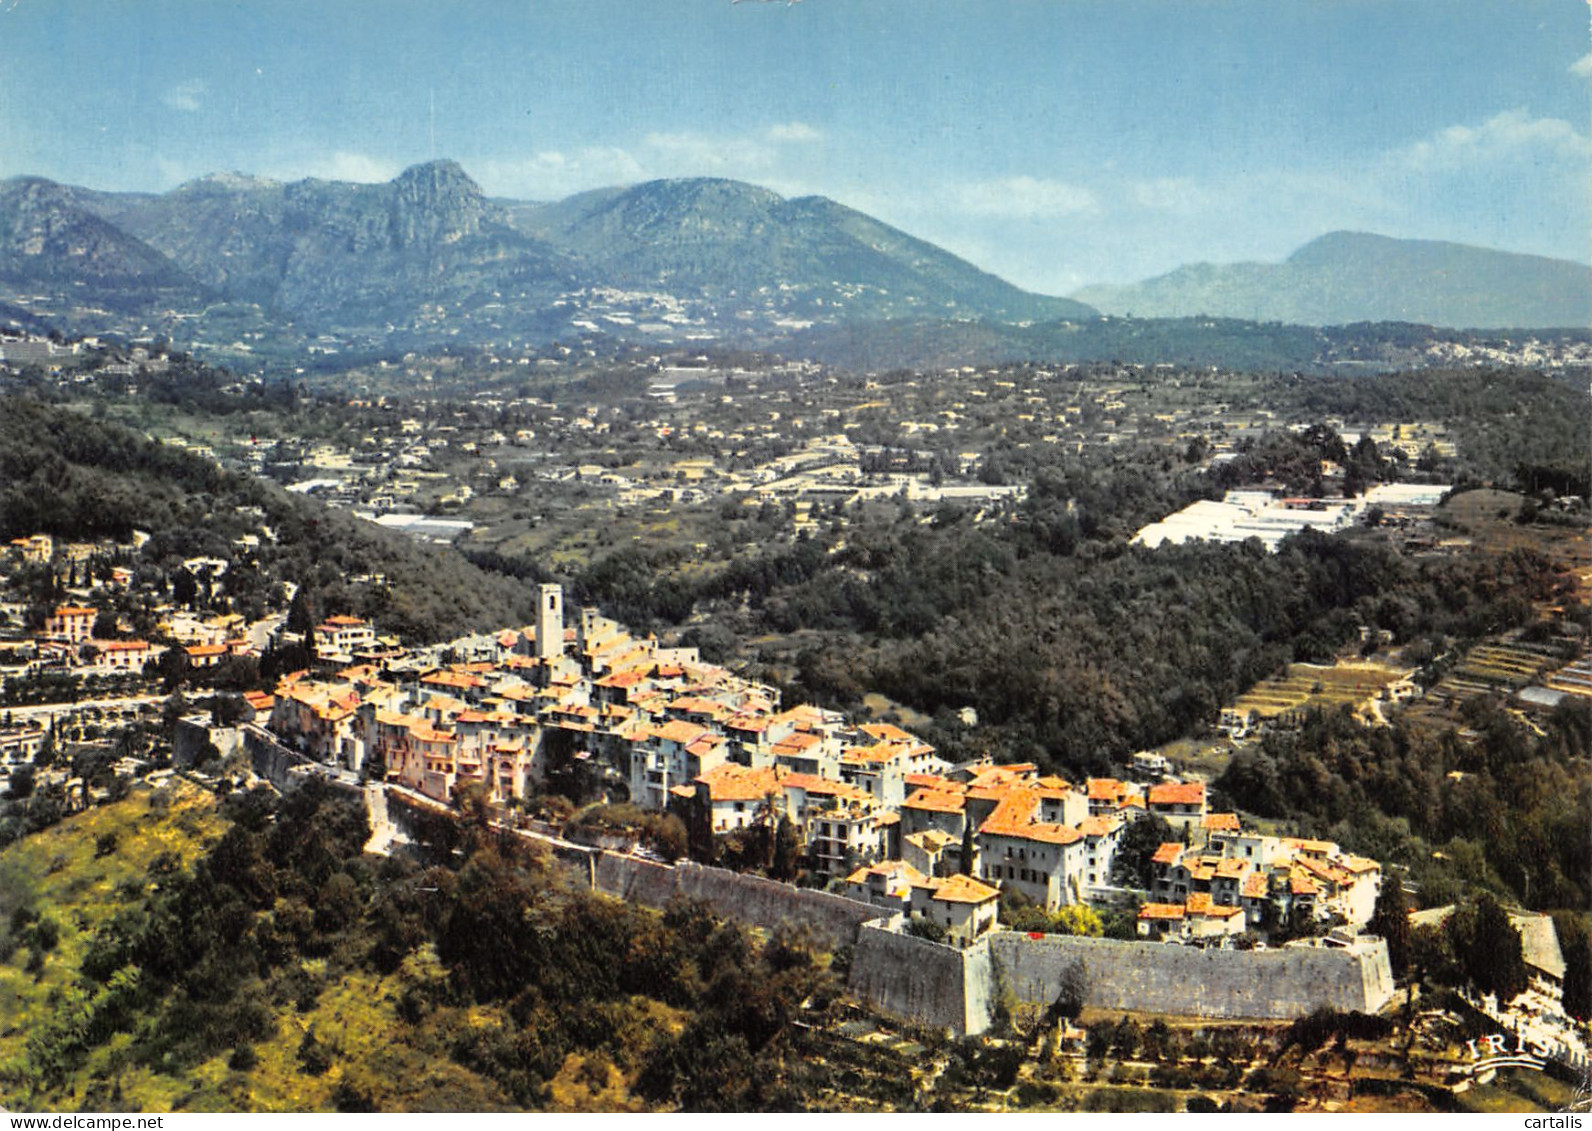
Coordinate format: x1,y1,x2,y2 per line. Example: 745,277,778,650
1,0,1586,292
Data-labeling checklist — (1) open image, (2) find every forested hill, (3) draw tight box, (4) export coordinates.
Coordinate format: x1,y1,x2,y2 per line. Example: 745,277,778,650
773,316,1592,374
0,396,537,642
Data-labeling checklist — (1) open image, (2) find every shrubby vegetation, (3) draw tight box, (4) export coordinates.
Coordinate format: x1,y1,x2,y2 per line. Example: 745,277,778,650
0,780,842,1111
0,395,539,641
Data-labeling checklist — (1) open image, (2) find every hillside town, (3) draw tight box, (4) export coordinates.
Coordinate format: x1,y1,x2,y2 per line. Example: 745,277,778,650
237,581,1390,950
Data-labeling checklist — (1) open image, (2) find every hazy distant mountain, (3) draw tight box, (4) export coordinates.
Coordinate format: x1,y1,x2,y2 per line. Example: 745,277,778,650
1072,232,1591,329
0,177,205,310
0,162,1088,351
69,160,583,326
511,177,1094,322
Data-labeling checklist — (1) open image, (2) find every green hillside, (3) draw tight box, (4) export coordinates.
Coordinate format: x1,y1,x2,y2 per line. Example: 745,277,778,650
0,777,846,1112
0,394,540,643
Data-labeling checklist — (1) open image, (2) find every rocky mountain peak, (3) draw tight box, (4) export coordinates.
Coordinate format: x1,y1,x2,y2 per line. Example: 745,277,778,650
388,160,487,248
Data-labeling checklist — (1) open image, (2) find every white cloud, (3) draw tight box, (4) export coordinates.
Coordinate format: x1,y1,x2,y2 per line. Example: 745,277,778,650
300,151,402,183
474,147,646,199
1398,108,1592,170
470,123,826,201
254,151,400,184
643,130,780,174
1128,176,1213,215
1571,52,1592,79
162,80,205,113
766,121,823,143
954,175,1099,219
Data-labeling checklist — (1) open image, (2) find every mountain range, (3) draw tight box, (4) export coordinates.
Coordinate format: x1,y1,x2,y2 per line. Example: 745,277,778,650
0,160,1585,370
0,160,1088,345
1072,231,1591,329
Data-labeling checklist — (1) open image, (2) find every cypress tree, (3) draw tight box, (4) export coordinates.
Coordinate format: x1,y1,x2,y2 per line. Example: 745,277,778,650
1465,894,1527,1004
1561,931,1591,1023
1368,877,1412,977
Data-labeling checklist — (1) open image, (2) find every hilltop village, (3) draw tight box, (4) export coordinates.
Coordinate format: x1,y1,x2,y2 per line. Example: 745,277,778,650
250,582,1385,950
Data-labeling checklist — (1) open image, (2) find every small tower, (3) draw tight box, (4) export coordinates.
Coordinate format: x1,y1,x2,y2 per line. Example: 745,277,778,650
535,583,564,659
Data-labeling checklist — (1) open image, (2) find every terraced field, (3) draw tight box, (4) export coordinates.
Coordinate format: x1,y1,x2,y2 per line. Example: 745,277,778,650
1546,656,1592,699
1231,662,1412,721
1421,640,1567,712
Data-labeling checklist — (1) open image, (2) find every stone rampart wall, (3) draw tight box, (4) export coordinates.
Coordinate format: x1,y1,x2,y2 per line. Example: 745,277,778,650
592,853,880,950
848,922,987,1034
988,932,1394,1021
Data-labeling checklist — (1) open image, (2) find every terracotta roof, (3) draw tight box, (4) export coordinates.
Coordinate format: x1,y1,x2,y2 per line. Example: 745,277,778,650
1088,780,1127,806
1138,902,1186,921
905,828,957,851
1281,836,1334,855
1148,781,1206,807
846,859,927,887
1077,815,1120,839
903,788,966,815
596,670,648,688
780,773,869,802
1202,812,1241,832
655,719,709,745
1185,894,1242,919
685,735,728,758
695,763,781,803
422,670,487,690
1151,842,1184,866
1241,873,1270,899
920,873,999,904
860,722,919,744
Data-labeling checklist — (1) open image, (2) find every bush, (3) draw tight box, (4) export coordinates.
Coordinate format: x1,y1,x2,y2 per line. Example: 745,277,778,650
297,1028,334,1076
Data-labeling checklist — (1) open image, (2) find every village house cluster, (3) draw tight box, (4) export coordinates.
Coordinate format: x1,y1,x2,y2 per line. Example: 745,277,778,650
0,533,286,688
1139,831,1382,942
259,583,1383,946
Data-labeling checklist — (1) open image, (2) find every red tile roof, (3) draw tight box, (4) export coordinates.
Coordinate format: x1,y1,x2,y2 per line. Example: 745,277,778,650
903,788,966,815
1151,842,1184,866
1148,782,1206,807
1138,903,1186,921
696,763,781,803
918,873,999,904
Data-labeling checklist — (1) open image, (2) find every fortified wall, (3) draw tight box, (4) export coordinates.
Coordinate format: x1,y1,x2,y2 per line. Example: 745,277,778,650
243,724,358,796
369,778,1394,1034
592,854,1394,1032
594,851,882,951
988,932,1394,1022
847,921,996,1034
847,928,1395,1035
